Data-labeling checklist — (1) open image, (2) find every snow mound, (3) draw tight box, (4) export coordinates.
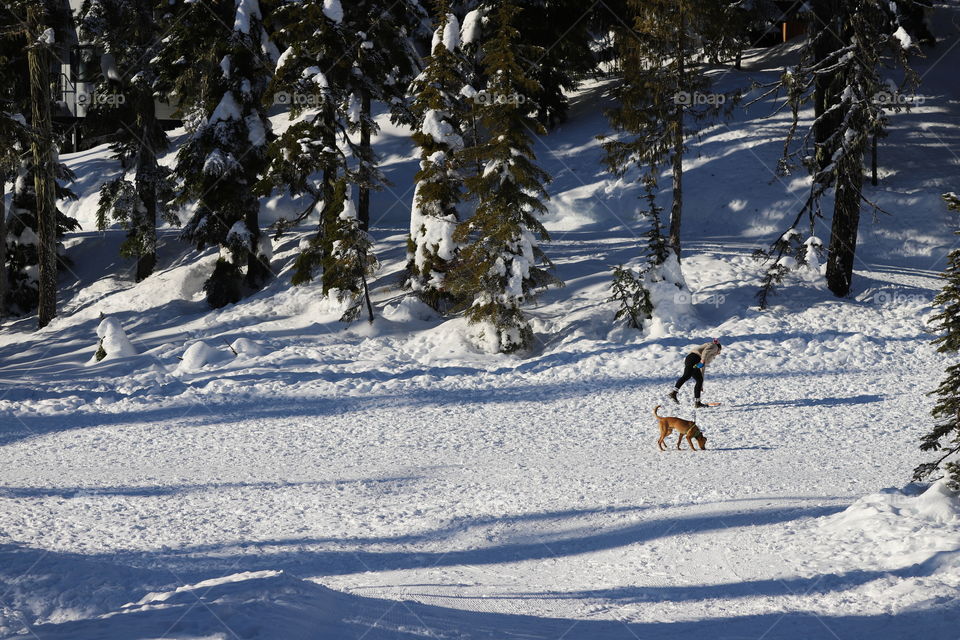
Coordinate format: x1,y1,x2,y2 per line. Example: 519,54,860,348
177,341,232,372
92,317,137,362
819,480,960,571
231,337,267,357
824,480,959,531
381,297,437,324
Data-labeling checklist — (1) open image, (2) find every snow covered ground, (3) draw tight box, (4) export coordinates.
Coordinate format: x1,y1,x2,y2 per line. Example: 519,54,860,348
2,8,960,639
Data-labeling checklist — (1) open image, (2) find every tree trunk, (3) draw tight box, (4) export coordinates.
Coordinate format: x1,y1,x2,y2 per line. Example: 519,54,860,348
812,0,843,173
244,196,270,288
28,4,58,329
135,95,158,282
317,103,338,263
871,132,878,186
825,156,863,297
358,89,372,232
669,110,683,259
0,179,7,319
668,8,686,260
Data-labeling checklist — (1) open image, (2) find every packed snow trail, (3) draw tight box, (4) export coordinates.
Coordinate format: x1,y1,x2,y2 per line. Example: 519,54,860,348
0,274,956,638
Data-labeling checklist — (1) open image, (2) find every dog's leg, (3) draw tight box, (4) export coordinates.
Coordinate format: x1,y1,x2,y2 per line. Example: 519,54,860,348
687,434,695,451
676,433,684,450
658,424,668,451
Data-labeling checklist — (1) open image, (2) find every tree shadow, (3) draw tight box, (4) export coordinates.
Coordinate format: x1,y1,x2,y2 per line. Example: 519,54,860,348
8,539,955,640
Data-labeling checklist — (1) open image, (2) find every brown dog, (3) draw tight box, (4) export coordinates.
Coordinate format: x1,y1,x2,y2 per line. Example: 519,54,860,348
654,405,707,451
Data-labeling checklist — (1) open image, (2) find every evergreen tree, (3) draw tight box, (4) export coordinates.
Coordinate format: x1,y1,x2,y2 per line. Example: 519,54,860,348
455,0,605,129
264,0,350,241
514,0,603,128
608,179,670,330
447,1,559,353
914,192,960,489
78,0,176,281
1,1,79,320
757,1,916,304
25,0,73,328
339,0,424,230
267,0,357,286
456,4,486,171
171,0,275,308
602,0,736,262
322,180,377,322
407,2,468,311
0,11,28,319
608,265,651,330
717,0,780,69
6,156,79,315
266,0,393,320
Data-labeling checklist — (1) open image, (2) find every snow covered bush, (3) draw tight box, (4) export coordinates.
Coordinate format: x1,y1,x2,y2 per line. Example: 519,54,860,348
754,227,826,308
608,265,652,330
177,340,231,372
93,317,137,362
608,180,686,332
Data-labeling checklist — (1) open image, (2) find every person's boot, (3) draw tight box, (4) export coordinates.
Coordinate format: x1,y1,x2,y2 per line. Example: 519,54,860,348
694,399,709,409
667,389,679,405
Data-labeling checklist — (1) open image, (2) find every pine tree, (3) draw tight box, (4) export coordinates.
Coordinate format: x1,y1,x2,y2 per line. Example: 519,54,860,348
323,180,377,322
609,266,652,330
1,1,78,319
447,1,559,353
6,156,79,315
340,0,424,230
171,0,275,307
455,0,604,129
914,193,960,489
0,12,28,318
78,0,176,281
602,0,736,262
264,0,350,240
758,1,916,304
407,2,468,311
266,0,394,321
608,179,670,330
457,4,486,170
25,1,66,328
513,0,602,128
717,0,780,69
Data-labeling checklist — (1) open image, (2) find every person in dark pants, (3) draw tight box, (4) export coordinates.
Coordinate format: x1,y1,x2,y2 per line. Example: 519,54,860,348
668,338,722,408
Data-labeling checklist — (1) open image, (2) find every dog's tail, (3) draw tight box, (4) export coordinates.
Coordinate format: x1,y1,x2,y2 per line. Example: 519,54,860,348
653,405,662,418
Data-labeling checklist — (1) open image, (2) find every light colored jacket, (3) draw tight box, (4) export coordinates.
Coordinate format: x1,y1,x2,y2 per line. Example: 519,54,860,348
690,342,721,366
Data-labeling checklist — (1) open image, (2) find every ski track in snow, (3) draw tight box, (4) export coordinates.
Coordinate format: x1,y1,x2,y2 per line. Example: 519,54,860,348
2,11,960,639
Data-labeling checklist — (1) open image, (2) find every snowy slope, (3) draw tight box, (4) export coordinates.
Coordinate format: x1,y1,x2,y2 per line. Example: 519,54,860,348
1,5,960,639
